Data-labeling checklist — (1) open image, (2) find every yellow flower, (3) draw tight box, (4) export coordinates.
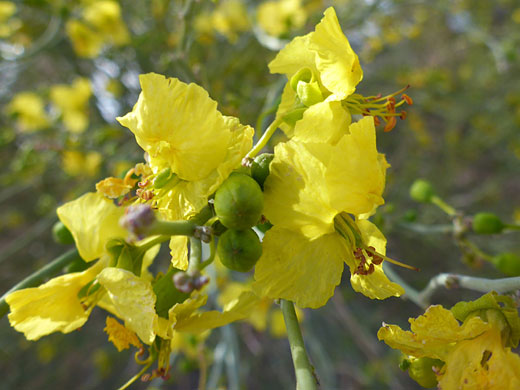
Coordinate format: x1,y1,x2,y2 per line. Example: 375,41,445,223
257,0,307,38
82,0,129,46
269,7,362,135
117,73,253,268
7,92,49,132
66,20,105,58
66,1,129,58
254,116,403,308
378,299,520,390
211,0,250,43
62,150,102,177
0,1,19,38
50,77,92,133
6,192,160,341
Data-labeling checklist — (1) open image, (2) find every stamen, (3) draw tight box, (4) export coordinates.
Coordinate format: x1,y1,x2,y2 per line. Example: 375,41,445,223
342,85,412,132
364,246,419,271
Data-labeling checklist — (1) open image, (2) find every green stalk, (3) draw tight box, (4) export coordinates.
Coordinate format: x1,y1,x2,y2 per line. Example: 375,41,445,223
280,299,318,390
147,220,197,237
246,117,283,159
0,249,81,318
187,237,202,275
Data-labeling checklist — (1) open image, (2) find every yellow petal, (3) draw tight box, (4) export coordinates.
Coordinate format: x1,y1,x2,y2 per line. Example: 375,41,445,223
57,192,128,261
6,263,101,340
268,33,317,77
174,291,259,333
264,140,337,239
440,327,520,389
117,73,232,182
348,220,404,299
169,236,188,271
7,92,49,132
253,227,345,308
377,305,490,360
292,100,351,145
154,116,253,221
326,117,388,216
308,7,363,99
97,267,157,344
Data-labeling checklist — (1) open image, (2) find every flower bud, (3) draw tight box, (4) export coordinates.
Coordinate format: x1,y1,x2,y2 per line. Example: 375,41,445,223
52,221,75,245
217,229,262,272
214,173,263,230
409,179,435,203
492,253,520,276
120,204,156,239
251,153,274,189
472,212,504,234
408,357,443,388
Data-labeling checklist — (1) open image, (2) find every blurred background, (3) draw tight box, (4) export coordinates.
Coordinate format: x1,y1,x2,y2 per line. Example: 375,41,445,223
0,0,519,389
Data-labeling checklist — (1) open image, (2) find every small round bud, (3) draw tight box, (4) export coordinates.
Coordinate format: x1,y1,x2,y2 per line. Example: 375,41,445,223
410,179,435,203
52,221,75,245
217,229,262,272
173,272,194,294
408,357,443,388
120,204,156,239
492,253,520,276
251,153,274,189
214,173,263,230
472,212,504,234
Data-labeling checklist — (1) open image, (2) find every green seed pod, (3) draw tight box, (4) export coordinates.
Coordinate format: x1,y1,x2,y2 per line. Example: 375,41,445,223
214,173,264,230
52,221,75,245
472,212,504,234
217,229,262,272
410,179,435,203
251,153,274,189
492,253,520,276
408,357,443,389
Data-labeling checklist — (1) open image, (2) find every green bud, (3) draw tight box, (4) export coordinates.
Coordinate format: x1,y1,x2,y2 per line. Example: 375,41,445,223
289,67,314,91
217,229,262,272
52,221,75,245
408,357,443,388
256,220,273,233
214,173,264,230
410,179,435,203
251,153,274,189
472,212,504,234
492,253,520,276
296,80,324,107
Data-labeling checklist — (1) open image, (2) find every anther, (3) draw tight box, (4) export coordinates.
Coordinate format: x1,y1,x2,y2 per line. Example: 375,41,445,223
401,94,413,105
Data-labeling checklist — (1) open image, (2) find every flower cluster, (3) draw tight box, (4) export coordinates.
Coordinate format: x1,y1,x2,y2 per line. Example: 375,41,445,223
5,6,417,384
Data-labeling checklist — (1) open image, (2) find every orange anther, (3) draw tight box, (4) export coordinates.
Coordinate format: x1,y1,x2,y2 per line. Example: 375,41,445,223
384,117,397,132
399,111,407,120
401,94,413,105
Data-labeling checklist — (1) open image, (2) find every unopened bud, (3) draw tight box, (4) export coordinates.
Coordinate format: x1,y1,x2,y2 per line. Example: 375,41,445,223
410,179,435,203
472,212,504,234
120,204,156,239
492,253,520,276
173,272,194,294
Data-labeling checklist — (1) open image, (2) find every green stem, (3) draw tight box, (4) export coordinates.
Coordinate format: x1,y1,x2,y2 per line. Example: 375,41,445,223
148,220,196,237
117,359,154,390
187,237,202,275
280,299,318,390
431,195,456,216
246,117,283,159
255,104,279,138
504,224,520,231
137,235,170,253
0,249,81,318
